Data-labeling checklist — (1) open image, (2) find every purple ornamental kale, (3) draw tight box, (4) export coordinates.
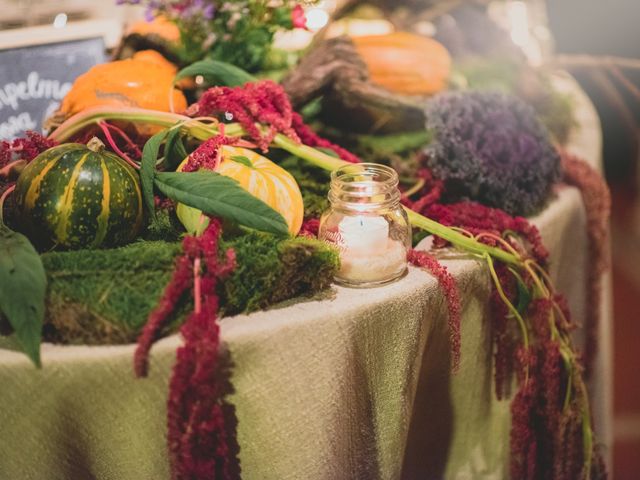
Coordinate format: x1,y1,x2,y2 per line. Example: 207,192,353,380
423,91,561,216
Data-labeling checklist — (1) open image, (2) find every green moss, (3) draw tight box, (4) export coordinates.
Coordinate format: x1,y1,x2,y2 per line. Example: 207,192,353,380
351,130,432,157
37,232,339,345
41,241,183,344
220,233,340,315
279,156,331,218
142,208,183,242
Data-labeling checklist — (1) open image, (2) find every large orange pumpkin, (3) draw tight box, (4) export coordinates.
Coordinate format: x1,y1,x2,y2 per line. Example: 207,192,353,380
59,50,187,116
352,32,451,96
177,146,304,236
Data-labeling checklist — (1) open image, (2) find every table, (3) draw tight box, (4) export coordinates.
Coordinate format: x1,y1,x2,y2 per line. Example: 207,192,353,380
0,74,612,479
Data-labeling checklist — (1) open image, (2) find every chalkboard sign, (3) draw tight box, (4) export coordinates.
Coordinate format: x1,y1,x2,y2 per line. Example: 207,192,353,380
0,37,106,140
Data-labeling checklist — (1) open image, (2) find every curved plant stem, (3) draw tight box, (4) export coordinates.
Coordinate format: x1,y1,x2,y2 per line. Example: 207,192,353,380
485,253,530,351
526,259,557,294
193,257,202,315
0,184,16,224
580,380,594,476
474,232,523,259
402,177,426,198
97,121,140,169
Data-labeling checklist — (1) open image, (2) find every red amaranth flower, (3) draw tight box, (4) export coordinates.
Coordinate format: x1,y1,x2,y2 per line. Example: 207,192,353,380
182,133,238,172
509,352,539,480
561,152,611,378
186,80,361,163
291,112,361,164
133,218,239,479
134,253,193,378
401,168,445,212
0,131,57,168
166,219,238,480
408,249,462,372
554,402,584,479
417,200,549,264
299,217,320,238
540,340,562,469
490,262,518,400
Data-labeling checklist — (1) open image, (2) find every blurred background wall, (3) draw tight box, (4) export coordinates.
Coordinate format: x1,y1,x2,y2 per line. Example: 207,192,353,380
548,1,640,477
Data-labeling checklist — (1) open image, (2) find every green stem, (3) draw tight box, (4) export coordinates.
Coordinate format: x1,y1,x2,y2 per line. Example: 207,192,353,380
401,177,426,198
0,184,15,224
579,380,593,476
407,209,520,265
560,347,574,410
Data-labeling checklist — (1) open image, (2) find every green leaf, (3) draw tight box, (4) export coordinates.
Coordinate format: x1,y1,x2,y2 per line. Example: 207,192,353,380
509,267,533,316
0,225,46,367
154,171,289,236
230,155,253,168
164,128,189,170
141,129,170,218
174,59,257,87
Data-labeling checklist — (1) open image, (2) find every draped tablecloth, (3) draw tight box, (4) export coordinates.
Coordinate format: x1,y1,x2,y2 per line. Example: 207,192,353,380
0,74,612,480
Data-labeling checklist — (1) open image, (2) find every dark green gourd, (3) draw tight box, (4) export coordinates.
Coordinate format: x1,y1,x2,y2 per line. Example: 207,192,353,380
14,138,143,249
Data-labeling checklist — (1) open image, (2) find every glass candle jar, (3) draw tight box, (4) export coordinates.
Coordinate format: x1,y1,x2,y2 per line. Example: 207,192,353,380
318,163,411,287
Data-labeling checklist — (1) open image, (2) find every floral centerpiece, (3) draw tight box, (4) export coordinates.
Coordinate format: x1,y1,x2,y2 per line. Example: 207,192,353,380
117,0,310,70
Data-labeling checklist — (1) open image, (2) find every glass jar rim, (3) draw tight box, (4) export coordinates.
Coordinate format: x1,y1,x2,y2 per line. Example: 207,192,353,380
330,163,399,187
328,163,401,210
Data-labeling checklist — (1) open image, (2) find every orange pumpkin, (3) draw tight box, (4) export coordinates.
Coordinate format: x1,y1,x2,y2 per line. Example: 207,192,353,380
177,146,304,235
352,32,451,96
59,50,187,116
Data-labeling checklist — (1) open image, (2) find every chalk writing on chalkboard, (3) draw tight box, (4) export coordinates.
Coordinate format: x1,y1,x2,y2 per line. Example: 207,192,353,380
0,37,106,140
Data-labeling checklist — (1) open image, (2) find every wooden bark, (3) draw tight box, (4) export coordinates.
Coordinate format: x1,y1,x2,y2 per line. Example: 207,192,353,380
281,36,428,133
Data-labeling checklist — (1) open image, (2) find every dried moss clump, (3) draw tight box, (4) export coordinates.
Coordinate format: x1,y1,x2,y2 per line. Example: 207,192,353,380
37,232,339,345
220,234,339,315
41,241,183,344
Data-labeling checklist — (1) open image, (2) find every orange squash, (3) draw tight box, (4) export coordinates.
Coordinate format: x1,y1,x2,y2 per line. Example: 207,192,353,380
352,32,451,96
59,50,187,116
177,146,304,236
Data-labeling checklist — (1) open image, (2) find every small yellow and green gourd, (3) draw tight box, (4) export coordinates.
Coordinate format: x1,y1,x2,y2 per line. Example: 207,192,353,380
177,146,304,236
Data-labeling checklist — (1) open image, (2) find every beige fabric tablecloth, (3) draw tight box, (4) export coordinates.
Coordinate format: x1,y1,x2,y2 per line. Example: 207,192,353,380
0,75,612,480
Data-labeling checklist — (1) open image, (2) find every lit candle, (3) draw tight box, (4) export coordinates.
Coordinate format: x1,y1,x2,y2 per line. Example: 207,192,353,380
338,215,389,255
319,163,411,287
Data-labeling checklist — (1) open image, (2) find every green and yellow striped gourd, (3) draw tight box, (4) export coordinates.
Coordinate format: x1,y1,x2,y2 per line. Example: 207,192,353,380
15,138,143,249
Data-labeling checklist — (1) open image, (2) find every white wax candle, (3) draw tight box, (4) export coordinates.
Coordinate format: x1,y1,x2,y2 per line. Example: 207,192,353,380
338,215,389,255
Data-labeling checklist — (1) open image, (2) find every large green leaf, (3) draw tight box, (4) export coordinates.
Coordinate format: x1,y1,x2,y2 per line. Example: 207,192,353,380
140,129,170,218
0,225,46,367
174,59,256,87
154,171,289,236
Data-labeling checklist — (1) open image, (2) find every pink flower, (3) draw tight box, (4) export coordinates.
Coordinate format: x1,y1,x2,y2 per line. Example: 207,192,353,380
291,4,306,29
